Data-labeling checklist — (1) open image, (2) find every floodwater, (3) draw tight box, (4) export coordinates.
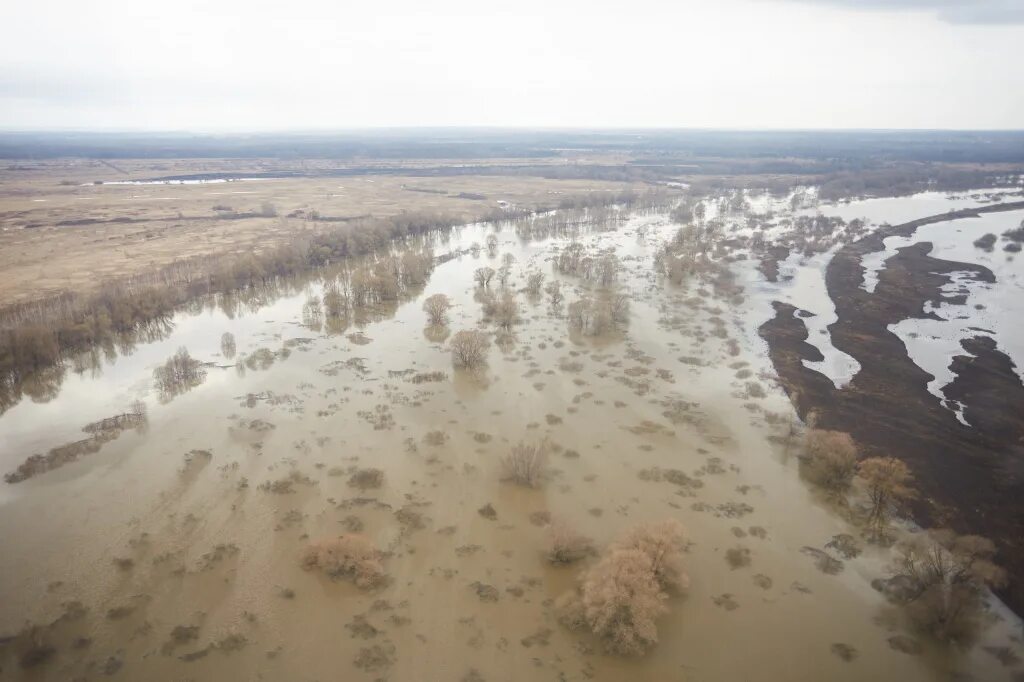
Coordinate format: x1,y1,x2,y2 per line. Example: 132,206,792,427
1,198,1022,680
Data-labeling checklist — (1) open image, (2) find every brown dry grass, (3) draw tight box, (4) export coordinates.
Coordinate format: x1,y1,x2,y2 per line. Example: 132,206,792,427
0,159,641,308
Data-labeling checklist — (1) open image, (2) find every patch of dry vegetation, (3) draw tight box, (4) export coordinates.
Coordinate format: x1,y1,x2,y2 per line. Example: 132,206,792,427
301,535,386,589
501,441,549,487
545,523,595,564
800,429,858,493
557,519,688,656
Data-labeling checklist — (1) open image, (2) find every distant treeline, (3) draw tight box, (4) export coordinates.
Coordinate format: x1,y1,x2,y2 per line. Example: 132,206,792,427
4,129,1024,164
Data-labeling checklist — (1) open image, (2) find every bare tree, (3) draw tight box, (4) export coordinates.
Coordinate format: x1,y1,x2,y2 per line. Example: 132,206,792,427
526,272,545,296
473,267,496,288
497,263,513,289
449,330,490,369
422,293,452,326
889,530,1007,642
153,347,206,401
220,332,236,359
858,457,914,541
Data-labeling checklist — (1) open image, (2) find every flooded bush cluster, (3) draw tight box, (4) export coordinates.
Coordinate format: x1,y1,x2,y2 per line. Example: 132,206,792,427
153,347,207,401
0,212,462,413
566,293,630,337
6,401,148,483
301,534,387,589
798,427,1006,643
556,520,688,656
500,440,549,487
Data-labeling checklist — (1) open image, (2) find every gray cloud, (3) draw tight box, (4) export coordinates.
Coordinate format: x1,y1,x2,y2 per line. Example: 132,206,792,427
783,0,1024,24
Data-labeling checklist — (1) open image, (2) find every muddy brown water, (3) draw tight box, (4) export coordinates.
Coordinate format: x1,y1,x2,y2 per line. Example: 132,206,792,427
1,199,1021,680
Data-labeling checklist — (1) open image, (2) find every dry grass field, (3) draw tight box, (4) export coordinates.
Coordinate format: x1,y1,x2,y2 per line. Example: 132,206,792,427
0,158,641,307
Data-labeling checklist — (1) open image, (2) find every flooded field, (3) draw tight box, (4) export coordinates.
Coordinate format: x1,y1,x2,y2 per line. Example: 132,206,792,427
2,189,1023,681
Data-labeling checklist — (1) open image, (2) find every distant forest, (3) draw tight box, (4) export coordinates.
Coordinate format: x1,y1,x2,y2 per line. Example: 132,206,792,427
3,129,1024,164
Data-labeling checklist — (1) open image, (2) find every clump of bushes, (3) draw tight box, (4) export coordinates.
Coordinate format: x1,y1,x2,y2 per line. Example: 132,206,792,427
501,441,549,487
566,294,630,336
545,523,595,564
556,519,688,656
800,429,858,493
480,291,518,331
301,535,386,589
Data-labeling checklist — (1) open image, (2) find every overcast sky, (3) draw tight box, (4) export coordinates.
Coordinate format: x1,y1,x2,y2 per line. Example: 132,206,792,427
1,0,1022,131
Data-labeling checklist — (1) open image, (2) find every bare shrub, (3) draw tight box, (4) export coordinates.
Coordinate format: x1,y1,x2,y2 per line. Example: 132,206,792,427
612,519,689,592
422,294,452,326
220,332,236,359
561,548,667,655
501,441,549,487
449,330,490,369
801,429,858,492
153,347,206,400
557,519,688,656
858,457,914,541
473,267,495,288
526,272,546,296
546,523,594,564
889,530,1007,643
301,535,386,588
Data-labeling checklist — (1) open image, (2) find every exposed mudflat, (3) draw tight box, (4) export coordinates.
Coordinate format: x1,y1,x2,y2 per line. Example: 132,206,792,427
2,195,1023,680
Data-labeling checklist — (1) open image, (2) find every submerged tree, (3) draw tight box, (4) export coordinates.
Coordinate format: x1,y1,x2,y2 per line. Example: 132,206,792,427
858,456,913,541
473,267,496,288
153,347,206,401
449,330,490,369
220,332,236,359
889,530,1007,643
422,293,452,326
